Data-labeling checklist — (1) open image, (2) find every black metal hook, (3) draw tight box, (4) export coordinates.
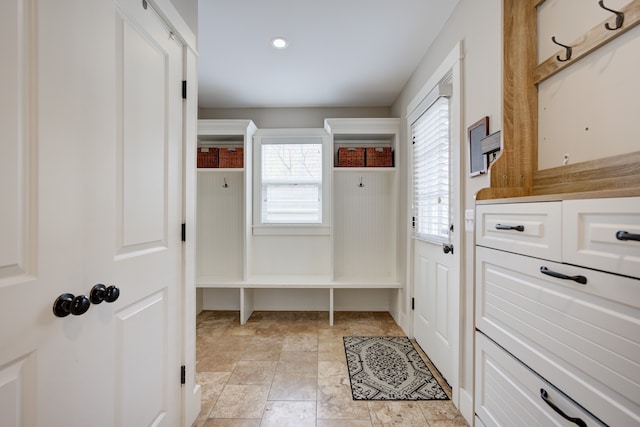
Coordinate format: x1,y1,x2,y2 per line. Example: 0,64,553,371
551,36,572,62
599,0,624,30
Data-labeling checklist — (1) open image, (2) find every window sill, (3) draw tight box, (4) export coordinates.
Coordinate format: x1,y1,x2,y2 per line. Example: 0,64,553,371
252,224,330,236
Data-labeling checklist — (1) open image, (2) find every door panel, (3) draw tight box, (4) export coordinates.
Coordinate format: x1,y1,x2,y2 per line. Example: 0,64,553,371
0,0,35,283
0,0,184,425
115,292,166,427
0,1,38,424
116,6,170,255
414,240,454,383
0,353,36,427
436,263,450,342
114,1,183,426
415,253,432,336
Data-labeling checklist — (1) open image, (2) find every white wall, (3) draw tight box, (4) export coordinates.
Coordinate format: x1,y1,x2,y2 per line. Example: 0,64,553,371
169,0,197,35
391,0,502,421
537,0,640,169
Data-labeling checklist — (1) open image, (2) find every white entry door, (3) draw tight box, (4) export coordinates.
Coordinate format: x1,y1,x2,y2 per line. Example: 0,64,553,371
410,83,460,390
0,0,184,426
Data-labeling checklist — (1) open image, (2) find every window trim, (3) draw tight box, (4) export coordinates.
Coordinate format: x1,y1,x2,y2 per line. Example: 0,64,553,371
252,128,331,235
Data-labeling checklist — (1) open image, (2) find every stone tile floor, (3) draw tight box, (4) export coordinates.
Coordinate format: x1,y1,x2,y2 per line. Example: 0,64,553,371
193,311,469,427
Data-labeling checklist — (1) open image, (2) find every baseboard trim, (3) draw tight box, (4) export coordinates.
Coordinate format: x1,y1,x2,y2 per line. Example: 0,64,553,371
458,387,474,426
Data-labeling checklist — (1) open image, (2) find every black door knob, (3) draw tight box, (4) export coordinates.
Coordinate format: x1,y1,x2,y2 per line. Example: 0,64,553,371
53,293,91,317
105,285,120,303
90,284,120,304
90,284,107,304
442,244,454,254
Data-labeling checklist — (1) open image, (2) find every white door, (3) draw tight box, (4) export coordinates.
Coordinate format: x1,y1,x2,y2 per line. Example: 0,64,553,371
413,237,457,384
0,0,184,426
410,86,460,388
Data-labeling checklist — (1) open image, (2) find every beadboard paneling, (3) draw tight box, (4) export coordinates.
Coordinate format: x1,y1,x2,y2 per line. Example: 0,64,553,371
196,171,244,281
333,171,394,280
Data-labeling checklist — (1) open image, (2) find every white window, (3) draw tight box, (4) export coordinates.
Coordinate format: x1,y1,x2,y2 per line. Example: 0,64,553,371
412,84,452,243
261,142,322,224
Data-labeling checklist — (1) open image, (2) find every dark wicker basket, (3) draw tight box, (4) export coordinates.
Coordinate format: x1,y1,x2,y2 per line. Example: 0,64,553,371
337,147,365,167
366,147,393,167
219,147,244,168
197,147,218,168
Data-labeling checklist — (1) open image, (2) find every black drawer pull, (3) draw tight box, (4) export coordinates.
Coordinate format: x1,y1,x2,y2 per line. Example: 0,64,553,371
540,266,587,285
616,230,640,242
540,389,587,427
495,224,525,232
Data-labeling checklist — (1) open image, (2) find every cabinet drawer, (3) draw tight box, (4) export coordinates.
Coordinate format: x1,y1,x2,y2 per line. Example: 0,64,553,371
476,333,605,427
476,202,562,261
563,197,640,278
476,247,640,426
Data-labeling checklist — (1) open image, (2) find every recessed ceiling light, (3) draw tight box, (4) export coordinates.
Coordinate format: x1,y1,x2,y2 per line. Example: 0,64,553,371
271,37,288,49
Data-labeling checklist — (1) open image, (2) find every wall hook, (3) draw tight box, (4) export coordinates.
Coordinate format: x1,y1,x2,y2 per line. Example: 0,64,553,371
358,177,364,188
222,177,229,188
599,0,624,30
551,36,572,62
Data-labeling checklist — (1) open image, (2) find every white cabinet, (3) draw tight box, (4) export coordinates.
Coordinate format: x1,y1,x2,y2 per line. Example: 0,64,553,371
196,118,402,324
196,119,256,285
563,197,640,278
475,201,562,261
476,334,606,427
325,118,400,284
475,197,640,427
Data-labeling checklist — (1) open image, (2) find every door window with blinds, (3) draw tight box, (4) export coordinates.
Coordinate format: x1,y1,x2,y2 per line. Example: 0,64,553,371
412,84,452,243
261,141,323,223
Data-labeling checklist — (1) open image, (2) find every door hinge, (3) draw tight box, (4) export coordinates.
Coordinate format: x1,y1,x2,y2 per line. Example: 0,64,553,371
181,223,186,242
412,216,415,228
182,80,187,100
411,297,415,310
180,365,186,385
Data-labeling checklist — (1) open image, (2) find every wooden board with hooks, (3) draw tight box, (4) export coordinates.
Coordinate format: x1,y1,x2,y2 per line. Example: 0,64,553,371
533,0,640,84
476,0,640,201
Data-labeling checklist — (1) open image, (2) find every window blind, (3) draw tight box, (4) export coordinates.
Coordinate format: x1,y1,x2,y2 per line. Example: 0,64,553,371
412,96,451,243
261,143,322,223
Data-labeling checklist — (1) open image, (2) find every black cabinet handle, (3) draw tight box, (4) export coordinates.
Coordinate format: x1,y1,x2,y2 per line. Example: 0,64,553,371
540,389,587,427
495,224,525,232
540,266,587,285
616,230,640,242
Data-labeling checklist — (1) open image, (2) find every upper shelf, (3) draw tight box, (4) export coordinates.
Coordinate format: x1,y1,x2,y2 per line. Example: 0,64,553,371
325,118,400,169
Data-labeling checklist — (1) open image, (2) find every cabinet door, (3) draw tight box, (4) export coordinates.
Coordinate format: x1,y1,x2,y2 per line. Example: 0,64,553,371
563,197,640,278
476,246,640,426
476,202,562,261
476,333,606,427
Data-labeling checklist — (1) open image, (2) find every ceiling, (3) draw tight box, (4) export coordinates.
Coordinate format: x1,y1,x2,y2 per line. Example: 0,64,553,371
197,1,459,109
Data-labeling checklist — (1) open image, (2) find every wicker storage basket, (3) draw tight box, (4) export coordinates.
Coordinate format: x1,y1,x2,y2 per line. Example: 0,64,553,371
365,147,393,167
337,147,365,167
219,147,244,168
197,147,218,168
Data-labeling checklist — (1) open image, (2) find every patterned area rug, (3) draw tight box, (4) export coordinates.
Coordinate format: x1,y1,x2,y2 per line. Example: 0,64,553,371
343,336,449,401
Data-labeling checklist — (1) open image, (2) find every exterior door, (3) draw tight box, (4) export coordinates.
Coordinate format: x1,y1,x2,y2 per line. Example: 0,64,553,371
0,0,184,426
410,83,461,389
